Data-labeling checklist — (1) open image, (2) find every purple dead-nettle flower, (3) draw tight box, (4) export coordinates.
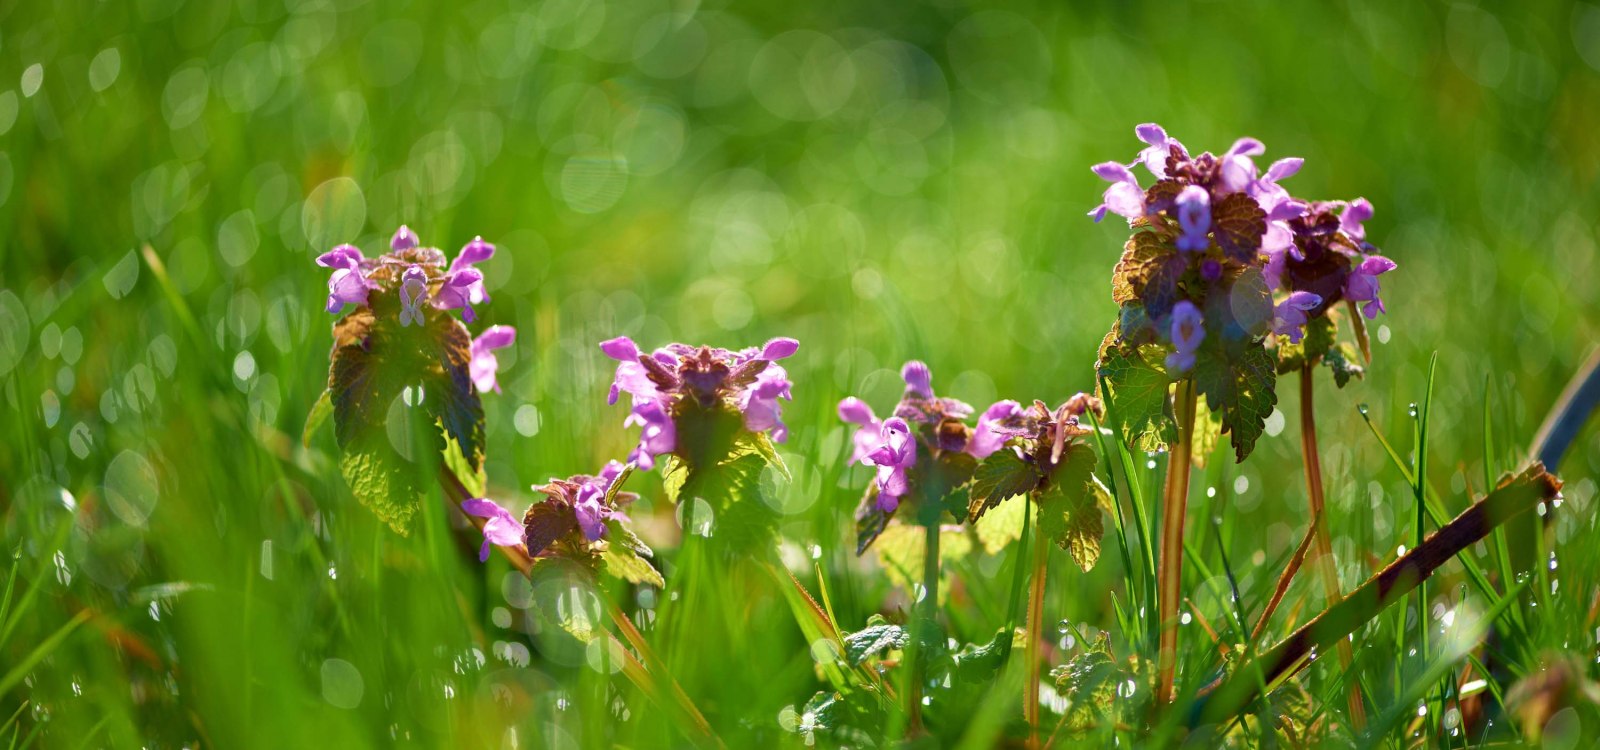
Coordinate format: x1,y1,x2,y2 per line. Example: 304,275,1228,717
1267,200,1396,319
866,417,917,511
524,461,641,558
975,395,1105,467
1345,255,1397,319
391,225,420,251
469,325,516,393
315,226,506,327
1135,123,1185,178
1165,301,1205,373
434,237,494,323
461,497,525,562
398,265,429,327
1217,137,1266,194
316,244,378,314
1175,185,1212,252
601,335,799,470
839,397,883,466
1273,291,1324,343
968,400,1025,459
1089,161,1146,223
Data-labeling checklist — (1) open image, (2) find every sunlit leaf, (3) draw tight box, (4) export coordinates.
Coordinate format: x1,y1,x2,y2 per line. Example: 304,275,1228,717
967,448,1040,522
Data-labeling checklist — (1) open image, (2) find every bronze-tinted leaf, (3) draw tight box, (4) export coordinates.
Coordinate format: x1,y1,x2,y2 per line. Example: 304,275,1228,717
1213,192,1266,263
524,501,578,557
967,449,1041,522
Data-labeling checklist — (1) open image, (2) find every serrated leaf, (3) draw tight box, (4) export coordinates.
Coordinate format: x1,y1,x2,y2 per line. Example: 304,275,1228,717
1193,341,1278,463
1036,442,1103,572
1213,191,1266,263
967,449,1041,522
1051,632,1121,732
326,307,484,534
973,494,1027,555
602,545,664,587
1326,342,1364,387
525,502,577,557
303,390,332,448
657,409,782,552
843,623,908,665
1111,232,1170,305
1096,342,1175,451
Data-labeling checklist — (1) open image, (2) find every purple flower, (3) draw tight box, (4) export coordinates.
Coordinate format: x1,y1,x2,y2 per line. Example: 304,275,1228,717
316,244,377,314
1272,291,1323,343
968,400,1024,459
391,225,419,251
1088,161,1145,223
623,400,675,471
398,265,429,327
461,497,524,562
1340,198,1374,242
759,337,800,360
1344,255,1396,319
469,325,516,393
572,460,629,541
1175,185,1211,252
1218,137,1265,193
598,336,662,406
838,397,882,465
740,364,793,442
1165,301,1205,373
902,360,935,399
1135,123,1184,178
1248,157,1304,210
865,417,916,511
434,237,494,323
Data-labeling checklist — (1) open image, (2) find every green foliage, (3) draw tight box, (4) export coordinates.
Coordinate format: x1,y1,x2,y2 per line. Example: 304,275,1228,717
1036,443,1105,572
1275,312,1366,387
1049,632,1124,733
601,521,666,588
967,448,1040,522
842,616,908,665
1097,340,1177,451
1193,341,1278,463
325,307,484,534
660,409,784,553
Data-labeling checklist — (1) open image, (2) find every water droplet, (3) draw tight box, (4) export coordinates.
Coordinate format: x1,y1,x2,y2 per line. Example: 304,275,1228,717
1357,403,1370,416
1407,403,1419,419
1057,619,1071,634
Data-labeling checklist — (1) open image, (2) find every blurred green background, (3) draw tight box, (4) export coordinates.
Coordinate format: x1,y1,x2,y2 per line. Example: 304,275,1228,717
3,0,1600,746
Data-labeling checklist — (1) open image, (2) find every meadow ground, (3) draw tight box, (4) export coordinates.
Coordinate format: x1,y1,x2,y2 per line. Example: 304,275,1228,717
3,1,1600,747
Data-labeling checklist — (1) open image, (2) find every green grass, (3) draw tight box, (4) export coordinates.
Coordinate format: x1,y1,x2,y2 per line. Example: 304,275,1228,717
4,1,1600,747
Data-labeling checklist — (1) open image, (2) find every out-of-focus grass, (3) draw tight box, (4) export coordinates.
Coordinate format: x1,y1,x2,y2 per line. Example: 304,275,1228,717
2,1,1599,747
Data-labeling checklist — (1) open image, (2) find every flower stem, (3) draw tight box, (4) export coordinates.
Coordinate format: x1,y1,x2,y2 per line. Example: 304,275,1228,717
1024,511,1049,749
908,516,941,734
1299,365,1367,728
1156,378,1197,704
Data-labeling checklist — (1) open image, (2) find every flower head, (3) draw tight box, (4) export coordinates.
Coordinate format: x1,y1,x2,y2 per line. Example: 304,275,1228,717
314,227,503,326
461,497,524,562
601,336,798,471
838,397,882,465
525,461,640,557
1135,123,1185,178
469,325,516,393
1165,301,1205,373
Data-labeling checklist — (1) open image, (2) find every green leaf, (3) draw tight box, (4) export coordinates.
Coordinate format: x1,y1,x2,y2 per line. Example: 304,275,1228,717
302,389,332,448
1036,441,1104,572
966,448,1040,523
443,430,486,498
1049,632,1122,732
854,486,892,555
1193,341,1278,463
872,523,972,599
1096,341,1175,451
326,307,484,535
602,543,664,588
973,494,1027,555
842,619,908,665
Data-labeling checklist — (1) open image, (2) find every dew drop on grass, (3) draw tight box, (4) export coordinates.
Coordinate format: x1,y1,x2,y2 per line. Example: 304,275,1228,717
1057,619,1070,634
1357,403,1369,416
1180,612,1192,625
